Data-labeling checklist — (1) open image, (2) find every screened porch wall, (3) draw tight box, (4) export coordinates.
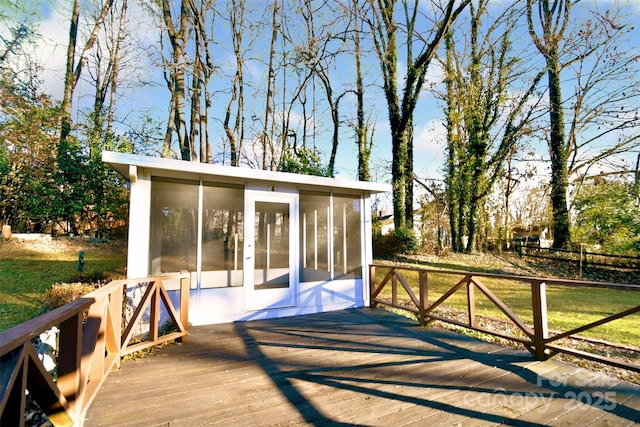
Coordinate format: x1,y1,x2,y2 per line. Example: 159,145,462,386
147,180,369,324
149,177,245,291
299,191,363,283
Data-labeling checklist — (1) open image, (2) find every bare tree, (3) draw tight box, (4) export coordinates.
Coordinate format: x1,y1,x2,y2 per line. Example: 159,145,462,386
0,0,35,67
527,0,571,248
257,0,330,172
527,0,639,248
352,0,374,181
160,0,192,160
188,0,216,163
443,1,544,252
106,0,127,135
366,0,470,231
222,0,247,166
0,1,42,96
296,0,354,177
260,0,279,170
60,0,115,145
86,0,129,146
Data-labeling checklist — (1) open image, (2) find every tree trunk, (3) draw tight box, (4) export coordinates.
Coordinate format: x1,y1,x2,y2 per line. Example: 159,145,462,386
60,0,114,145
634,152,640,204
404,121,414,229
547,53,570,248
162,0,191,160
107,0,127,135
353,2,370,182
368,0,469,232
60,0,80,145
224,0,245,167
391,127,407,230
527,0,572,248
262,0,278,170
316,69,339,177
190,41,202,161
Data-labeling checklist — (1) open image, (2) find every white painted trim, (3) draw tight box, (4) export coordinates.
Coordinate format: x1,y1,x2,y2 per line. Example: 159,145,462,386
103,151,391,194
127,166,151,279
196,180,204,291
363,195,373,307
328,193,335,279
244,188,299,311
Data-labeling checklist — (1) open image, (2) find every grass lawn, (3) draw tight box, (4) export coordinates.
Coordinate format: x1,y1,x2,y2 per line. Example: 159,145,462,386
373,261,640,348
0,237,126,331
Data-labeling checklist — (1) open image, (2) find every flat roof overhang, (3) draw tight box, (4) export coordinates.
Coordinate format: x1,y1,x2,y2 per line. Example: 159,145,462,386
102,151,391,195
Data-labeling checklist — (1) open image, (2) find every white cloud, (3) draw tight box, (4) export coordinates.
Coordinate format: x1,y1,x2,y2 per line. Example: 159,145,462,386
414,118,447,179
28,6,69,100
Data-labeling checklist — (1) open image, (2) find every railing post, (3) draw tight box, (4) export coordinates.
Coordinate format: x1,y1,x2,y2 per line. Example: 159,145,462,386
180,271,190,343
85,296,106,400
56,312,83,424
419,271,428,326
110,284,123,369
531,281,549,360
467,276,476,328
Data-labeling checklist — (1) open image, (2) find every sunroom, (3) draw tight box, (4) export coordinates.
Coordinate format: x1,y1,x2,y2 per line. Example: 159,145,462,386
103,151,390,325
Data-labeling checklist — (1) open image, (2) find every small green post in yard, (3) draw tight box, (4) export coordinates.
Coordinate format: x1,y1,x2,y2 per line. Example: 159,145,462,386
579,243,586,278
78,251,85,272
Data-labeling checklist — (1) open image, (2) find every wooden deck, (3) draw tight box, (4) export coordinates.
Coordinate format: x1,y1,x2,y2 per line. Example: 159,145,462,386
84,308,640,426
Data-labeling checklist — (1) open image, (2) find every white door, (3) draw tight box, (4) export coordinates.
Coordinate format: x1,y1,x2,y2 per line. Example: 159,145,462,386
245,191,297,310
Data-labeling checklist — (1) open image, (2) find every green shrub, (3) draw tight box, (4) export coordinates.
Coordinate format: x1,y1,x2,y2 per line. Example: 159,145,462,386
68,268,126,284
373,227,419,258
41,283,97,312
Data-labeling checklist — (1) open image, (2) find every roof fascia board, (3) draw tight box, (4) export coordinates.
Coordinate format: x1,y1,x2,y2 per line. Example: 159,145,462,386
102,151,391,194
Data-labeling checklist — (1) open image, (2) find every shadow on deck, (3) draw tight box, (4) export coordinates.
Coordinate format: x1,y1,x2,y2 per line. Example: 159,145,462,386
85,308,640,426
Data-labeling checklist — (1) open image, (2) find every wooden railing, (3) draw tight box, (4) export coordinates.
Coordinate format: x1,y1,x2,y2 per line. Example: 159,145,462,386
0,272,189,427
369,263,640,373
519,245,640,270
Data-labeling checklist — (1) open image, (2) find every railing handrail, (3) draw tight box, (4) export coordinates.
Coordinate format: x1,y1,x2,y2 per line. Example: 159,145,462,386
521,244,640,261
369,262,640,290
369,262,640,373
519,245,640,271
0,296,95,355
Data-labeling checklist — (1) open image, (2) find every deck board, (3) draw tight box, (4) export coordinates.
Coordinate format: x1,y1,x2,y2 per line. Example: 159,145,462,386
84,308,640,426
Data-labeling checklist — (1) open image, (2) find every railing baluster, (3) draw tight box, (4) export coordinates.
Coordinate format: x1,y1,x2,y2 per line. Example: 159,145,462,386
150,280,160,343
25,344,73,426
85,295,106,382
1,346,27,426
108,284,123,369
391,269,397,306
467,277,476,328
180,271,189,343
